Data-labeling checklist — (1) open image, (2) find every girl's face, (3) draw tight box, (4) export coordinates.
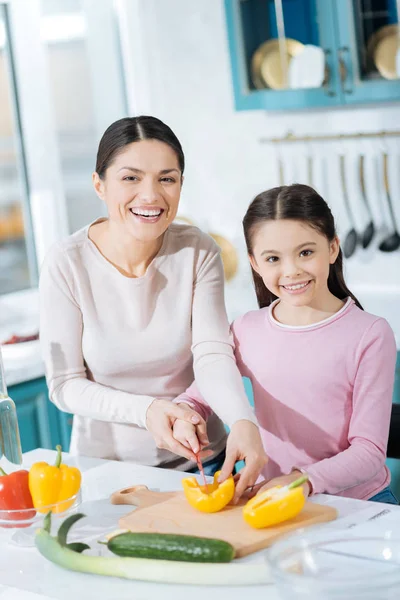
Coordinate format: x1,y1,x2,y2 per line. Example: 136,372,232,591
93,139,182,243
249,219,339,308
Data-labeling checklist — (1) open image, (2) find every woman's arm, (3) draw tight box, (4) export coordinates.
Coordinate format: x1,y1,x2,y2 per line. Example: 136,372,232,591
298,318,397,495
39,245,202,460
188,237,267,498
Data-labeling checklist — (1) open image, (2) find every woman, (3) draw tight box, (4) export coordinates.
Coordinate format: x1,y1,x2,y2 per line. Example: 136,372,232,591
39,116,266,496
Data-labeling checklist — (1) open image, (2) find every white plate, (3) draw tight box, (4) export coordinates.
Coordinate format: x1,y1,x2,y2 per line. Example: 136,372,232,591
288,44,325,89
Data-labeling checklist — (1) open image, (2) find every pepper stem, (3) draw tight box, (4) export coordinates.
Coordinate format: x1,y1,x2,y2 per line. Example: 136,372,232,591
288,475,309,490
0,467,7,476
54,445,62,469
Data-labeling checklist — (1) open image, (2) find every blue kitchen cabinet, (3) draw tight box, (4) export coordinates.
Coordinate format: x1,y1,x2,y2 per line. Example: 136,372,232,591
335,0,400,105
9,377,73,454
224,0,400,111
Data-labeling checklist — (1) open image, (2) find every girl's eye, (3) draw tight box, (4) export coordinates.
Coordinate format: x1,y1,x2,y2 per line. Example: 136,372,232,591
300,249,313,257
266,256,279,263
160,177,175,183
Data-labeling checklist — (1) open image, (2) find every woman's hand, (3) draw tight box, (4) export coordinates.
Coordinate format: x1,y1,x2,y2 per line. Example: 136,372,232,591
245,471,311,499
146,399,208,461
218,420,268,503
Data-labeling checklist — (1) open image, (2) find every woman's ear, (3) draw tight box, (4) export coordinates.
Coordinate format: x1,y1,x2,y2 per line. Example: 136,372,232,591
249,253,261,275
329,236,340,264
92,172,105,200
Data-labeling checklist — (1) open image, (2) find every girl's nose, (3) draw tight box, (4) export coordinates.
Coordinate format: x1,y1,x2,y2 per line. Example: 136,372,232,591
283,260,302,278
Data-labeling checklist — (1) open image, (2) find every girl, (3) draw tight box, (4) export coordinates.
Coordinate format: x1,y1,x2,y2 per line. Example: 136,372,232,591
173,184,398,504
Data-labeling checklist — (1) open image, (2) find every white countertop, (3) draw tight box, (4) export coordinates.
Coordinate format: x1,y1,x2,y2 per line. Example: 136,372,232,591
1,449,400,599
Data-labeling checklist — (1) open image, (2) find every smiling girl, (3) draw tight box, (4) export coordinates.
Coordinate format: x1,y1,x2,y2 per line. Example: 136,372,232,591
173,184,398,504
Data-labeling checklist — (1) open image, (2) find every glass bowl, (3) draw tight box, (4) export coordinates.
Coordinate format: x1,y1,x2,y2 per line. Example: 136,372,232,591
0,490,82,547
267,527,400,600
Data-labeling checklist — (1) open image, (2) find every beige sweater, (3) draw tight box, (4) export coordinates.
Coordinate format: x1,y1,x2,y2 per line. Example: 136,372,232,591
39,221,256,469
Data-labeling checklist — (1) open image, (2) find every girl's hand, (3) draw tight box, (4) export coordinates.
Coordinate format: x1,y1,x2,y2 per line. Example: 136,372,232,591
146,399,208,461
218,420,268,503
173,404,210,455
243,471,311,499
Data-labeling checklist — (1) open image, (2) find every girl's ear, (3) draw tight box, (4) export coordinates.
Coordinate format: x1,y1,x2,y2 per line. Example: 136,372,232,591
249,253,261,275
93,172,105,201
329,236,340,264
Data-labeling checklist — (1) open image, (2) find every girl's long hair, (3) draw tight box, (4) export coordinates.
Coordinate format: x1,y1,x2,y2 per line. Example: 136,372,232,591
243,184,363,310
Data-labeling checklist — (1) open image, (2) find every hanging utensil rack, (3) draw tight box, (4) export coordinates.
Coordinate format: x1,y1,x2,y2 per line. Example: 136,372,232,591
260,130,400,144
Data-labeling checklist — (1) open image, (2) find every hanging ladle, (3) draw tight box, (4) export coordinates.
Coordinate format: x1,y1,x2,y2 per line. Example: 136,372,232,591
379,152,400,252
358,155,375,248
339,154,358,259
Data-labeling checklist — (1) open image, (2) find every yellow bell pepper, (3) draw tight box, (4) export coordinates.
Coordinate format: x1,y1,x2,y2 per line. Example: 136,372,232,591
28,445,81,514
182,470,235,513
243,475,308,529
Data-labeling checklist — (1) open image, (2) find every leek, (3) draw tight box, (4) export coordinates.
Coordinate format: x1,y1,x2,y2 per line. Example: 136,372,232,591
35,513,272,586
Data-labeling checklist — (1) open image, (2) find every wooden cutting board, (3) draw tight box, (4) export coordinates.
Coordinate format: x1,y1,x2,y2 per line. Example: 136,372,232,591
111,485,337,558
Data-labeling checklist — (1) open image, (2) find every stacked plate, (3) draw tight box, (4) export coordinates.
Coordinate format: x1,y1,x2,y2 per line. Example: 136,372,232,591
251,39,326,90
367,24,400,80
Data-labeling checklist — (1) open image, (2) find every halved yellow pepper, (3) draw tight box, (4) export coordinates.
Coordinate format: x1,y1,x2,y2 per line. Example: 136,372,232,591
182,470,235,513
243,475,308,529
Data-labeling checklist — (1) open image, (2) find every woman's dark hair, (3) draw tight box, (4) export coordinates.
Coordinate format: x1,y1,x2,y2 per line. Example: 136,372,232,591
95,116,185,179
243,184,363,310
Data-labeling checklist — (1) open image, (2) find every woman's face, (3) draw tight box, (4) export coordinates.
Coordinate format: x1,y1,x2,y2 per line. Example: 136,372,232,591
93,139,182,243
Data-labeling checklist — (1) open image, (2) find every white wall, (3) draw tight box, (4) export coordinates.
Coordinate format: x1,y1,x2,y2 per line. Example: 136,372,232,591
123,0,400,341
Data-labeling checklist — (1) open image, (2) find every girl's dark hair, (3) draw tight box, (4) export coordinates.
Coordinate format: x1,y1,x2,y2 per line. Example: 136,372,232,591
95,116,185,179
243,184,363,310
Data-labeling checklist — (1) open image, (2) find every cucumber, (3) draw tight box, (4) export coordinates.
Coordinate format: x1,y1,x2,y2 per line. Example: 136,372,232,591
106,532,235,563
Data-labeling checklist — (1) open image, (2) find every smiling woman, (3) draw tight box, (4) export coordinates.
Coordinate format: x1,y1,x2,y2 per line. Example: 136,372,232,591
38,116,266,492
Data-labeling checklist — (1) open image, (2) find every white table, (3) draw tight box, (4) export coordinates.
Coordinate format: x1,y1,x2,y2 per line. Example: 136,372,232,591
0,449,399,600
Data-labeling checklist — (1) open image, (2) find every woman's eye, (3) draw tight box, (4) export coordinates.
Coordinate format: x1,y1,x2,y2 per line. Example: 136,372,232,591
300,249,313,257
123,176,138,181
266,256,278,263
160,177,175,183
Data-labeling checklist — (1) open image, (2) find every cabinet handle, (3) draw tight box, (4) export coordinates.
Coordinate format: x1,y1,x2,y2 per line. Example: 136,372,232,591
322,49,335,97
337,46,353,94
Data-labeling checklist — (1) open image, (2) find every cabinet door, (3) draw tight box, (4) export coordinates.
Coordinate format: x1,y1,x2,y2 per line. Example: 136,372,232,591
224,0,343,111
334,0,400,104
10,377,73,453
10,378,53,453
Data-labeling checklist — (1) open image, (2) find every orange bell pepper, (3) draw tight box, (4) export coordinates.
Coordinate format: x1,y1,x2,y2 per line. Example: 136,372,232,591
182,470,235,513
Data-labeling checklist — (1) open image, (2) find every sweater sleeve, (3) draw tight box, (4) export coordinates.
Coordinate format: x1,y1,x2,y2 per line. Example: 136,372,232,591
39,246,154,428
188,240,257,428
302,318,397,495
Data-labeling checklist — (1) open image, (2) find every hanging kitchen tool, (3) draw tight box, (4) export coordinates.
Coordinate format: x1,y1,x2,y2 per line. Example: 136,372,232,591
0,346,22,465
358,155,375,248
378,152,400,252
339,154,358,258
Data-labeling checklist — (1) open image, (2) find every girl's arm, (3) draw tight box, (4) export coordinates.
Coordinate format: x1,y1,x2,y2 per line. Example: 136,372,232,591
300,318,397,495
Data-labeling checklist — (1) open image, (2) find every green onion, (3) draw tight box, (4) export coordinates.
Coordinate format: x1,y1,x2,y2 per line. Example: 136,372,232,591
35,513,272,586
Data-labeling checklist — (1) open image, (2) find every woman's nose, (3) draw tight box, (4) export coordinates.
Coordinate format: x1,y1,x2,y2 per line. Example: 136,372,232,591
137,179,161,202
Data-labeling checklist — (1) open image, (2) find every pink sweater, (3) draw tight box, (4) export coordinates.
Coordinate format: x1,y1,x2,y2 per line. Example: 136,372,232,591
177,299,397,499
